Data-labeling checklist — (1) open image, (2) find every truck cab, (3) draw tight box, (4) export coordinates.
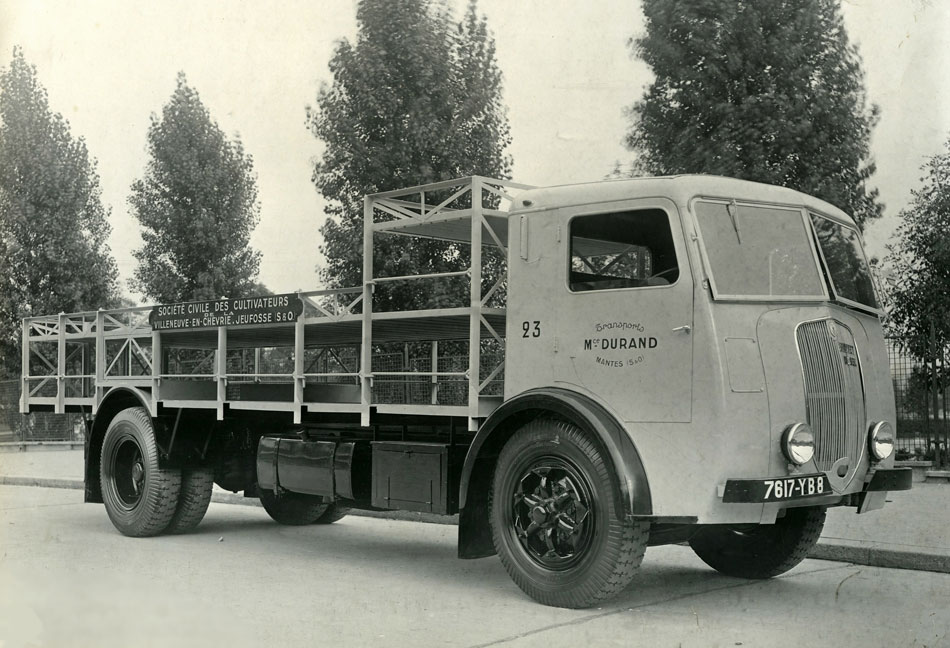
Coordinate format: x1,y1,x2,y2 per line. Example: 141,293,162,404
503,176,900,525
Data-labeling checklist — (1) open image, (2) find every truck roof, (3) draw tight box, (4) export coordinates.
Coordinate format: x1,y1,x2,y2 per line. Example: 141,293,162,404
511,175,857,228
366,175,858,250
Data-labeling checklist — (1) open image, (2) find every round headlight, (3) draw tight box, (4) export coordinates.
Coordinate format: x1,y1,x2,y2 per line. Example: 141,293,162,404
782,423,815,465
868,421,894,461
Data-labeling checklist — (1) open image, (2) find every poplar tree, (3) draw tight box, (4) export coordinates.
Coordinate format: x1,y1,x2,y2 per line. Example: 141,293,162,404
130,73,261,303
307,0,511,310
625,0,882,228
0,48,118,377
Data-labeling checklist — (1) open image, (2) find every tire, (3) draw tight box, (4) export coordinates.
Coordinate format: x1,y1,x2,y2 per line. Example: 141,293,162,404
164,467,214,534
314,502,350,524
259,489,349,525
100,407,181,537
689,506,827,579
489,418,650,608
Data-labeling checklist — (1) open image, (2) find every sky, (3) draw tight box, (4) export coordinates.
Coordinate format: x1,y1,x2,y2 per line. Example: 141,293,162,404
1,0,948,302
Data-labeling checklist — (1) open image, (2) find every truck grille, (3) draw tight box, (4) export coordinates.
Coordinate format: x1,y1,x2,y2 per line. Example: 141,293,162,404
796,319,865,473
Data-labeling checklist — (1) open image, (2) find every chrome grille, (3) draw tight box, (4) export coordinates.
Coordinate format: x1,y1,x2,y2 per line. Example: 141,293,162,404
796,320,865,472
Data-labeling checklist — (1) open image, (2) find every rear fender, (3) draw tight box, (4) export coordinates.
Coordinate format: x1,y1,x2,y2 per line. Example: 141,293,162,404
85,388,153,503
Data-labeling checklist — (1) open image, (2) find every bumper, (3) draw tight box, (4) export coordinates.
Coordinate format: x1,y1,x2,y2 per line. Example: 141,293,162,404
721,468,912,504
865,467,913,492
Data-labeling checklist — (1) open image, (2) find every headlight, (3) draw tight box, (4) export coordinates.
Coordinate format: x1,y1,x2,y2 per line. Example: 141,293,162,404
868,421,895,461
782,423,815,465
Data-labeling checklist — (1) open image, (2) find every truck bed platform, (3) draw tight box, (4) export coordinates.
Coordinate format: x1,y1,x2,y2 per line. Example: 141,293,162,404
21,177,529,430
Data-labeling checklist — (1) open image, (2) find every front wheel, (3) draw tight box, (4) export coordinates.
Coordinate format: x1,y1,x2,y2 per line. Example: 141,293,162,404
259,489,349,525
689,506,827,579
490,419,649,608
100,407,181,537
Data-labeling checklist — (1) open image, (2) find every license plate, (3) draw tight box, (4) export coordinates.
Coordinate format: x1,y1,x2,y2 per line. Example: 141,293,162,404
722,474,833,503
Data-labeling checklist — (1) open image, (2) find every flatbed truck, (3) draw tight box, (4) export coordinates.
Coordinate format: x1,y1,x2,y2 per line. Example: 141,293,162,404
21,175,911,608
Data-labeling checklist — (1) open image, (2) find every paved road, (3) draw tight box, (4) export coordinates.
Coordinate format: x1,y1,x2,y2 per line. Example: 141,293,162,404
1,486,948,648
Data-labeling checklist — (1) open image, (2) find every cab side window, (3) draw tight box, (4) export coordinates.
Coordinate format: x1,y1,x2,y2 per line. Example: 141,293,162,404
569,209,678,292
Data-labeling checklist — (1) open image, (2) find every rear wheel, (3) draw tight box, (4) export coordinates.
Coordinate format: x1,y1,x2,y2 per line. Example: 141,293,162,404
689,506,826,579
259,489,349,525
490,419,649,608
165,467,214,534
100,407,181,537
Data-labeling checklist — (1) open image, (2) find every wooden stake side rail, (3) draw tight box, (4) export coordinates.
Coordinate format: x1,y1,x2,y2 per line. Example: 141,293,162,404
20,176,529,430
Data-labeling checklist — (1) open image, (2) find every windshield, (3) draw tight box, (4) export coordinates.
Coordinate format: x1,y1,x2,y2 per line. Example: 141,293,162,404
694,201,825,299
809,213,879,309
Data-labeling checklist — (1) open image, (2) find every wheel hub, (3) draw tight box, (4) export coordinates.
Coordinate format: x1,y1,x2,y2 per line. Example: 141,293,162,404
530,505,548,525
112,437,146,508
131,462,144,494
510,460,594,570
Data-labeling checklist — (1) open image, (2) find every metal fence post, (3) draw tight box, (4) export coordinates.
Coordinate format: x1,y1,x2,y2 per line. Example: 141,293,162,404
927,315,943,467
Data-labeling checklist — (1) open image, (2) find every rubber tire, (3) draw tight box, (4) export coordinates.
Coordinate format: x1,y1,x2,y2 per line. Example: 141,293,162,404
164,467,214,534
259,489,349,525
100,407,181,537
489,419,650,608
689,506,827,579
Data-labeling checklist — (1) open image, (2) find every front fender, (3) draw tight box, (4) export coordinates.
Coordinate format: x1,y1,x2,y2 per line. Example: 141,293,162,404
457,387,651,558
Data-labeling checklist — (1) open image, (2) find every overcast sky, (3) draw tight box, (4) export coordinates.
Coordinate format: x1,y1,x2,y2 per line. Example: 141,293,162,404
1,0,948,301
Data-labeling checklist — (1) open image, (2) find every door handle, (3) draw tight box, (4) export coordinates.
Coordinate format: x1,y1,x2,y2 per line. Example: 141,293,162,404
672,325,691,334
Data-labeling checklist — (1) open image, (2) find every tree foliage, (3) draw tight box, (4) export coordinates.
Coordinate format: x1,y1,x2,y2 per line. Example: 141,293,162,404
0,48,118,377
886,136,950,359
307,0,511,310
131,73,261,303
626,0,882,228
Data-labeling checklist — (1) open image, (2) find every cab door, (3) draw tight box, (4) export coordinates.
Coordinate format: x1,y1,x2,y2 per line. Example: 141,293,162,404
552,198,693,422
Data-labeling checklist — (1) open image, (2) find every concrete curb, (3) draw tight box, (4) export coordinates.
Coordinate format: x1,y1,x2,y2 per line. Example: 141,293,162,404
808,540,950,574
0,476,84,489
3,476,947,572
0,441,84,453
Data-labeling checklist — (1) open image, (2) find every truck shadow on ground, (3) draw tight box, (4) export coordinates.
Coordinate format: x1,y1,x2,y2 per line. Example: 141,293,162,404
189,509,828,611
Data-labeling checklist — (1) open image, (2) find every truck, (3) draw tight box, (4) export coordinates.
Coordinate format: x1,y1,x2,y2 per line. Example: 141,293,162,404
20,175,911,608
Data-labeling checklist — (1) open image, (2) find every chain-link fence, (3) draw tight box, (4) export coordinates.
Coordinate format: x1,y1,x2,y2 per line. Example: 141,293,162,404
0,379,85,443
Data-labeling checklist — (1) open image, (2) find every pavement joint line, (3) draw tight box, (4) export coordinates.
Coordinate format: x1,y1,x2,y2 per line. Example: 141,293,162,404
3,475,948,576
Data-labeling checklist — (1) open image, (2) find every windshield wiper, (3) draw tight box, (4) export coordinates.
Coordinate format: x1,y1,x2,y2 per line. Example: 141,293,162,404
727,199,741,244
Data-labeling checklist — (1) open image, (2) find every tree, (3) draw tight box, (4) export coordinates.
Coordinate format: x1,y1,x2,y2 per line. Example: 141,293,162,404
886,137,950,359
625,0,882,228
130,73,261,304
307,0,512,310
886,137,950,467
0,48,118,378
